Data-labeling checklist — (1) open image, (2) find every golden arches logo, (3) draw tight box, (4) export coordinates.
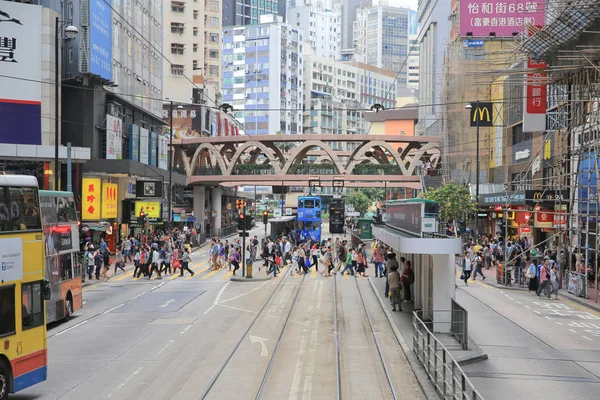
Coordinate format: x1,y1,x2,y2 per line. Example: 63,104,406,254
473,107,491,123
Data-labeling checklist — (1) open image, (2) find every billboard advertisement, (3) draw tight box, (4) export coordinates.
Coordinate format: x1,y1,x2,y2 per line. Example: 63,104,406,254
101,182,118,219
158,135,168,170
82,177,101,220
106,114,122,159
149,131,157,167
139,127,149,164
135,201,161,219
89,0,112,80
460,0,546,37
129,123,139,161
523,58,548,132
162,105,204,139
385,202,423,234
0,1,42,145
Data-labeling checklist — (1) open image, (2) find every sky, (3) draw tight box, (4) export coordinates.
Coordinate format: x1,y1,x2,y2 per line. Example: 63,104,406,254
378,0,419,10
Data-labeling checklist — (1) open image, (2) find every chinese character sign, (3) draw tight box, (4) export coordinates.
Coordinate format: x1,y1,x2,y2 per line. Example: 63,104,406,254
101,182,118,219
135,201,161,219
106,114,123,159
162,104,203,140
82,178,101,220
460,1,547,37
523,58,548,132
0,1,42,145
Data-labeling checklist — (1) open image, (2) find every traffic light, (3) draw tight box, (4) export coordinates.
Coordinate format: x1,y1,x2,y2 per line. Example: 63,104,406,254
263,210,268,225
138,210,147,223
237,212,245,230
245,216,253,230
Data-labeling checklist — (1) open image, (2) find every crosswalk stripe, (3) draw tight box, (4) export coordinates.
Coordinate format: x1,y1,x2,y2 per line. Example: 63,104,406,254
201,269,221,280
222,271,233,280
185,265,211,280
114,271,135,281
310,269,318,279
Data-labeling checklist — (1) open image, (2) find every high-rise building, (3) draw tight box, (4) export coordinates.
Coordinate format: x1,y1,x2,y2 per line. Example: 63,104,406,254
303,54,397,140
163,0,222,105
407,35,419,89
222,0,285,26
416,0,450,136
222,15,304,135
340,0,363,51
288,0,341,59
353,3,410,87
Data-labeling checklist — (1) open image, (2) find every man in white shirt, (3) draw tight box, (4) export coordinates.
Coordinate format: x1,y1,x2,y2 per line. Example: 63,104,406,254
148,244,163,280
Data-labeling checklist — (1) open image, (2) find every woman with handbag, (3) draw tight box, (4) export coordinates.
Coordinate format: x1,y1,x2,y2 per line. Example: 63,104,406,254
526,257,539,293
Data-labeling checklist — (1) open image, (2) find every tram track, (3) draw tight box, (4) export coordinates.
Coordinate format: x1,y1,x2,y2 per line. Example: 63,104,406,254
199,265,308,399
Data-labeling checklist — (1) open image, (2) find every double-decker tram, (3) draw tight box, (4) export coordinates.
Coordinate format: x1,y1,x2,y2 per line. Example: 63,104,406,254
39,190,83,323
0,175,50,398
329,197,345,234
296,196,322,243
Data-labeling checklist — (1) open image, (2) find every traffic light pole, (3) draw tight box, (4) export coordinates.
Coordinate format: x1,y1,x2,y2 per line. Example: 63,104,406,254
242,218,246,278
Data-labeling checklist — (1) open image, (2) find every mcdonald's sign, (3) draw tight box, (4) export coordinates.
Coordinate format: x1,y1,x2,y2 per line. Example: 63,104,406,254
469,102,493,127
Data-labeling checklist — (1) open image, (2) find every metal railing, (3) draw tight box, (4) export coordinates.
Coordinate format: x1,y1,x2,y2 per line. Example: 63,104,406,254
413,311,484,400
217,225,238,238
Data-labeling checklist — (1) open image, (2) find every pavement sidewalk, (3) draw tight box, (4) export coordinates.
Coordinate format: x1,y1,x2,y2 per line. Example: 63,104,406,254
82,224,267,288
470,264,600,313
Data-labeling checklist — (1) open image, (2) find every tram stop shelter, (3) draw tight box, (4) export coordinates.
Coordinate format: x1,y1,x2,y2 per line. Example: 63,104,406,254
267,216,296,241
372,204,462,333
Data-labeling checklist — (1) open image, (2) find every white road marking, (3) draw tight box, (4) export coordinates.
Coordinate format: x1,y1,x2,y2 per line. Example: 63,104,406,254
302,281,323,399
102,304,124,314
107,367,143,398
525,305,531,309
583,336,593,341
155,340,175,357
181,325,193,334
133,291,148,299
569,329,578,333
217,304,258,314
204,281,232,315
533,310,541,315
249,335,270,357
507,296,514,300
150,281,166,291
556,322,564,326
159,299,175,308
219,280,269,304
516,301,522,304
545,316,552,320
55,320,88,336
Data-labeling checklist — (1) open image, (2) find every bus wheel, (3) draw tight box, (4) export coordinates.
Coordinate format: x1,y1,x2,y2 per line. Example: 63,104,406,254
64,293,74,322
0,360,10,400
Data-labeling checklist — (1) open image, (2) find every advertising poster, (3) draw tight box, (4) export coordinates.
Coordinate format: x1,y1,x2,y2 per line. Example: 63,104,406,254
158,135,168,170
523,58,548,132
490,76,505,168
129,124,139,161
149,131,157,167
139,127,149,164
101,182,118,219
89,0,112,80
81,177,101,220
106,114,123,159
460,0,546,37
135,201,161,219
162,105,204,140
0,237,24,282
0,1,42,145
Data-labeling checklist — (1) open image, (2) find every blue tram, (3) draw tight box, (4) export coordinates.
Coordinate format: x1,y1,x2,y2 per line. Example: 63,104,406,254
297,196,322,243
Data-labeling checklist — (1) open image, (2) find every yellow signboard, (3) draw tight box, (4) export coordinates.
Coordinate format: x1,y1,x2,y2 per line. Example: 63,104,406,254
81,178,101,220
102,183,118,219
135,201,161,218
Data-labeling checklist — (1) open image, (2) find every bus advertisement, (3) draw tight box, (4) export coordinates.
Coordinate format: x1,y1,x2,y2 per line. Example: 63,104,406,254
39,191,83,323
0,175,50,398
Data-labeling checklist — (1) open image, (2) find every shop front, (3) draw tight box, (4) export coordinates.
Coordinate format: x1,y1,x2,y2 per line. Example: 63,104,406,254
80,176,119,251
478,191,526,237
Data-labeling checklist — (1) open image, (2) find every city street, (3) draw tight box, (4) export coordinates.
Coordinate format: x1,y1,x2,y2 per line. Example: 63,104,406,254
456,275,600,400
15,246,424,400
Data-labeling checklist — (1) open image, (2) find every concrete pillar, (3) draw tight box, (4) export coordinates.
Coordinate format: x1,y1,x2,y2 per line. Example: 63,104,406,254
211,187,222,235
193,186,206,233
432,254,456,333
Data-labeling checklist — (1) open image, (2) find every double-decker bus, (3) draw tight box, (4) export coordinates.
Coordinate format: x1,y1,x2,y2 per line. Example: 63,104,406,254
0,175,50,398
329,197,345,234
39,190,83,323
297,196,322,243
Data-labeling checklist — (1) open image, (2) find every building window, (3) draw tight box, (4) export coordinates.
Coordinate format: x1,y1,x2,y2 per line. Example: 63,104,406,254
193,27,199,36
210,33,219,43
209,0,219,11
511,123,531,145
171,1,185,12
0,286,15,336
209,65,220,76
68,49,74,63
209,16,219,27
171,22,184,34
171,43,185,55
193,60,199,70
22,281,44,330
193,10,199,19
171,64,185,75
193,44,198,52
209,49,219,58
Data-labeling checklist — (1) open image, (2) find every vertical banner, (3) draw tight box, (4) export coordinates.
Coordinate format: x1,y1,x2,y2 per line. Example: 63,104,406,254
101,182,118,218
149,131,158,167
81,177,101,220
139,127,149,164
490,76,506,168
523,58,548,132
129,124,139,161
106,114,123,159
158,135,168,170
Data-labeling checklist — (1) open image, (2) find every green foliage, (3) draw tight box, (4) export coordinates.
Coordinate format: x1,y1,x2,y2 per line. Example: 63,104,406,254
359,188,385,202
290,162,337,174
352,163,401,175
423,182,475,223
346,190,373,217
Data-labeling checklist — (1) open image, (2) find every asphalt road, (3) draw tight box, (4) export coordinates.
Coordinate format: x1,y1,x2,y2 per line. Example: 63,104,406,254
15,244,424,400
456,274,600,400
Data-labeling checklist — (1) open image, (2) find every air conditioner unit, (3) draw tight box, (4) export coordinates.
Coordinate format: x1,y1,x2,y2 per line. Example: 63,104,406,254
107,102,120,117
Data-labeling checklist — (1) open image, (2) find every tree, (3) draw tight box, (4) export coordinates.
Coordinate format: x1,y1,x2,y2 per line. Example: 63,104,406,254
346,190,373,217
359,188,385,202
275,130,297,153
423,181,475,223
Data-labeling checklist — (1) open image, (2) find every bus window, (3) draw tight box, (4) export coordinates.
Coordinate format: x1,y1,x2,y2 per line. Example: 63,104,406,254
60,253,74,281
305,221,313,230
22,282,44,330
297,221,304,230
9,186,41,231
315,199,320,209
304,199,315,208
0,286,16,336
299,200,304,208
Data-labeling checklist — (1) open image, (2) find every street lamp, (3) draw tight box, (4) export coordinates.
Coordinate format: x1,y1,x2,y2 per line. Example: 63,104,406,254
54,18,78,190
168,101,184,225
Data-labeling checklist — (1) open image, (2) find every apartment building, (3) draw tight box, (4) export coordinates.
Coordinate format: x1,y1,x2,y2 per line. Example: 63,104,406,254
288,0,341,59
222,15,304,135
163,0,222,105
222,0,285,26
407,34,419,89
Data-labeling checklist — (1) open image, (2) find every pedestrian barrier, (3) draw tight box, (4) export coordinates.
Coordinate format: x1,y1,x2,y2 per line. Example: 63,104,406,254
413,311,484,400
217,225,238,237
